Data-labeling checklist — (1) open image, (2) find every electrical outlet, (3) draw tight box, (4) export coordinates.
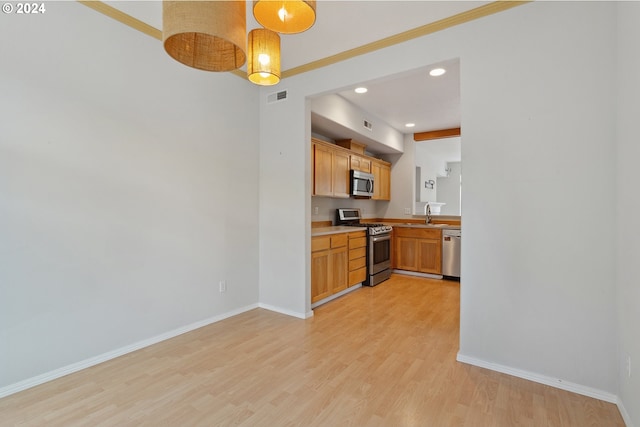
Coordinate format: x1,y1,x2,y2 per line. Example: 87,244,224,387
313,206,319,215
219,280,227,293
404,208,411,215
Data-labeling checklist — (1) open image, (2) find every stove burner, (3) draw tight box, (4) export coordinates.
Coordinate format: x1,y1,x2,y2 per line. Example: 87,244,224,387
344,222,392,235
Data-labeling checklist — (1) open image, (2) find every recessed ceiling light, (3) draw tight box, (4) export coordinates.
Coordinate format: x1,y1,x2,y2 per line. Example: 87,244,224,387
405,123,416,128
354,87,368,94
429,68,446,77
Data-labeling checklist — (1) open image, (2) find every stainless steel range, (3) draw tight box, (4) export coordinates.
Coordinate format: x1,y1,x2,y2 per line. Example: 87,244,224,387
336,208,393,286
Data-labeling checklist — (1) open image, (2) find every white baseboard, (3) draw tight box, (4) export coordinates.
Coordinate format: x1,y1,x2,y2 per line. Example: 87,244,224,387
393,269,443,280
311,284,362,309
0,303,259,399
456,353,619,404
258,303,313,319
617,399,634,427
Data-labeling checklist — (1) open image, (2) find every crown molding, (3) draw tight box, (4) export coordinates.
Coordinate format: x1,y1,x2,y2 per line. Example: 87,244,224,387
78,1,162,40
78,1,531,80
282,1,531,78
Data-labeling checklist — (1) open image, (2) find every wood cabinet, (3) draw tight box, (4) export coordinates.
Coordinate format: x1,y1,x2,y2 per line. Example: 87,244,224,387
392,227,442,275
313,141,350,198
313,142,333,196
311,233,349,303
312,138,391,200
372,159,391,201
350,155,371,173
347,231,367,286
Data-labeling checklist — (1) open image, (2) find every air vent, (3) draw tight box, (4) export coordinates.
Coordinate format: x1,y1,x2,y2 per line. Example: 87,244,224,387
363,119,373,131
267,89,288,104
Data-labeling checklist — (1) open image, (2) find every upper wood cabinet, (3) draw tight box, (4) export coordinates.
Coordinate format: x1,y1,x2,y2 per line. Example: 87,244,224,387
372,159,391,201
312,138,391,200
313,140,350,198
350,155,371,173
313,142,333,196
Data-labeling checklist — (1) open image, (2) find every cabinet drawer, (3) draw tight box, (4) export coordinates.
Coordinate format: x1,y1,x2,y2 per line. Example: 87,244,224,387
349,247,366,260
349,236,367,249
348,230,367,240
349,256,366,271
349,267,367,286
331,233,348,248
312,233,349,251
312,236,330,252
394,227,442,240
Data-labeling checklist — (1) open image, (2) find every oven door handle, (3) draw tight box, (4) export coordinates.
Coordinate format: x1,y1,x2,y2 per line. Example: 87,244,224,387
371,234,391,243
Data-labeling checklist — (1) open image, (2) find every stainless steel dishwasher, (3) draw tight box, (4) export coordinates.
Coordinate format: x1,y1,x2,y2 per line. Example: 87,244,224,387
442,229,461,278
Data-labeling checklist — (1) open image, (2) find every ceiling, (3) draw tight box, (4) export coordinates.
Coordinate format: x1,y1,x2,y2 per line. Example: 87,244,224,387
312,58,460,153
99,1,515,151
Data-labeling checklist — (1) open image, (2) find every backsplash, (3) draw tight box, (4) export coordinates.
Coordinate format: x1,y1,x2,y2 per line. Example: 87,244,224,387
311,197,385,223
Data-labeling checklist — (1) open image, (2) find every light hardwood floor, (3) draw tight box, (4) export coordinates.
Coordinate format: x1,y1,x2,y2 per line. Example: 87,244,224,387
0,275,625,426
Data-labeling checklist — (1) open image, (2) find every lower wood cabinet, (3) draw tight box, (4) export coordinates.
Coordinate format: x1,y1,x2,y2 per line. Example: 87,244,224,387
311,233,348,303
312,230,367,304
348,231,367,286
392,227,442,275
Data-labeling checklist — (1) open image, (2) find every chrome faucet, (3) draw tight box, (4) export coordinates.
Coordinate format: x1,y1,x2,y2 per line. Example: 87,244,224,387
424,202,432,224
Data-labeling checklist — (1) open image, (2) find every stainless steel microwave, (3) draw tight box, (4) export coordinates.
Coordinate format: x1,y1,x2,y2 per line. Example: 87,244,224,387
351,170,374,197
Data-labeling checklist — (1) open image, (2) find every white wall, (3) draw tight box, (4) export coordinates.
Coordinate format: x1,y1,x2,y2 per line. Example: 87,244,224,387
437,162,461,216
616,2,640,425
414,150,440,202
0,3,260,390
459,1,618,396
310,197,389,223
258,92,311,318
386,142,416,222
260,0,623,406
311,93,404,153
415,137,462,205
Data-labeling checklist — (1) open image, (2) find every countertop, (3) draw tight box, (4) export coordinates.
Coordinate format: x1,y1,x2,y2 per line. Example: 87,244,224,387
312,226,367,236
386,223,461,230
312,223,460,236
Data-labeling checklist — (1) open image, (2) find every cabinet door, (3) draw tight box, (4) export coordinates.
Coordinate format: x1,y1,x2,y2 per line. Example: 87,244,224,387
330,246,349,293
417,239,442,274
395,236,419,271
351,155,371,173
379,163,391,200
360,157,372,173
371,162,381,199
311,249,331,303
313,143,333,196
333,150,350,198
371,161,391,201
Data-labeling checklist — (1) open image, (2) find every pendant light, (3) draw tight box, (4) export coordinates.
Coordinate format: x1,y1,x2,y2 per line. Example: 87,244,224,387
247,29,281,86
163,1,246,72
253,0,316,34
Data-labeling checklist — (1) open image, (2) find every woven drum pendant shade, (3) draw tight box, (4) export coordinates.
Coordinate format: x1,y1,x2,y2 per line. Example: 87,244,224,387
253,0,316,34
247,29,280,86
163,1,246,72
